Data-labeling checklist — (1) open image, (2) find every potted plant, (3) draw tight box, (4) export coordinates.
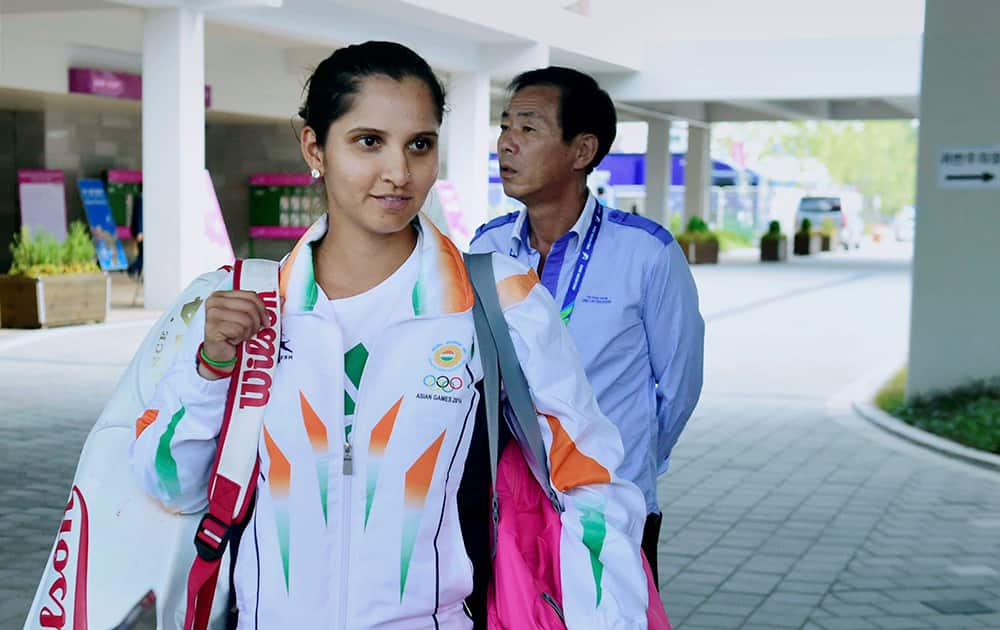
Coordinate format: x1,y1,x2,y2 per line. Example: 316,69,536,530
818,218,840,252
760,220,788,262
676,216,720,265
793,218,821,256
0,222,108,328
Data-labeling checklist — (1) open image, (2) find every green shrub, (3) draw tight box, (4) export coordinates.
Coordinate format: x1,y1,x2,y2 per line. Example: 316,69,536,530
798,218,812,235
686,216,710,233
679,215,719,244
8,222,100,277
876,367,1000,455
875,367,907,412
761,220,785,242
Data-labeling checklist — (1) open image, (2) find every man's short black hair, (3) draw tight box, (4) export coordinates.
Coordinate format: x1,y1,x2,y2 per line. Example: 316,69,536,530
507,66,617,174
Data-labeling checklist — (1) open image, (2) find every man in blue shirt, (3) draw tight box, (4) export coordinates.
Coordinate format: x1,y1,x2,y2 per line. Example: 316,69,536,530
469,67,705,588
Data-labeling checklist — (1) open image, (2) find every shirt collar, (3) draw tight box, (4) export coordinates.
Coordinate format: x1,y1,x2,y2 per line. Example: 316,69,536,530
509,193,598,256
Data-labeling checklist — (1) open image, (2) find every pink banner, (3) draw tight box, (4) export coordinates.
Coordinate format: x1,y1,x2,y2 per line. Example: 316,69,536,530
116,226,133,240
250,226,309,240
249,173,313,187
18,169,64,184
69,68,141,100
203,170,235,269
69,68,212,107
435,180,472,242
18,169,67,241
107,170,142,184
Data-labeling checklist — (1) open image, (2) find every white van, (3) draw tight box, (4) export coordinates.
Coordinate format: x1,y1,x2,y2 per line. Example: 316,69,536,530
795,196,863,249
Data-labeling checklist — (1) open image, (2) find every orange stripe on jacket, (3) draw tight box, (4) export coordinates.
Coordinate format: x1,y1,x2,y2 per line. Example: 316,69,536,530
425,219,474,313
135,409,159,438
371,397,403,457
404,431,446,508
278,231,311,302
263,426,292,498
299,391,328,452
543,414,611,492
497,269,540,310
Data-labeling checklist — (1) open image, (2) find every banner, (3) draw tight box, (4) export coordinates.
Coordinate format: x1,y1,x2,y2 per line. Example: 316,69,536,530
203,170,235,271
17,170,68,241
426,180,475,251
78,179,129,271
106,169,143,238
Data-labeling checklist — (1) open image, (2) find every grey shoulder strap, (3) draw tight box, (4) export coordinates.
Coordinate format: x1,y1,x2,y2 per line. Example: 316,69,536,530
463,253,563,513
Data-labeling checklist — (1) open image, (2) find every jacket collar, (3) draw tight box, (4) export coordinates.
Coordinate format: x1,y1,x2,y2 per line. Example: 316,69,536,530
278,213,473,318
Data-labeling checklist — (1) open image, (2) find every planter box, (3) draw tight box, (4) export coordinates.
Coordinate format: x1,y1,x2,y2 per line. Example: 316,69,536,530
678,238,719,265
793,233,821,256
0,273,110,328
760,238,788,262
819,234,840,252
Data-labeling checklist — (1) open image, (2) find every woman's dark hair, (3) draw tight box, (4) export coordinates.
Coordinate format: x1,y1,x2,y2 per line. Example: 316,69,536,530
298,41,446,146
507,66,617,174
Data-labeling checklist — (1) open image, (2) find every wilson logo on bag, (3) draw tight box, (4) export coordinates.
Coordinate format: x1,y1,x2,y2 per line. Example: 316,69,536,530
238,290,280,409
39,486,90,630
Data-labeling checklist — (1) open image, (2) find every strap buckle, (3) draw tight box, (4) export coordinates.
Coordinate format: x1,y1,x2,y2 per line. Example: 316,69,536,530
194,512,231,562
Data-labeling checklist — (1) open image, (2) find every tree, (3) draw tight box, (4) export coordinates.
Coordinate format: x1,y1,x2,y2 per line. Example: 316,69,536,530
713,120,919,219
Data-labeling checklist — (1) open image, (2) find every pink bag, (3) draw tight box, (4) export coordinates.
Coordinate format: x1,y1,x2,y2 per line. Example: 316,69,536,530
486,443,671,629
465,252,670,629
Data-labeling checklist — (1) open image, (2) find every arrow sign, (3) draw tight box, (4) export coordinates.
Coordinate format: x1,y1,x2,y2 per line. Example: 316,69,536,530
945,172,995,182
938,145,1000,189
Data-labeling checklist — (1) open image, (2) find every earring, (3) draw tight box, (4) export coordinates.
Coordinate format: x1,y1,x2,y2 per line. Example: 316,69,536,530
310,168,321,180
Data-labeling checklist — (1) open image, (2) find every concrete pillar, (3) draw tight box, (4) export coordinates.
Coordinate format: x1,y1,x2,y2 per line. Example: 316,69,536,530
444,71,491,239
907,0,1000,397
684,124,711,223
142,7,206,309
644,119,671,227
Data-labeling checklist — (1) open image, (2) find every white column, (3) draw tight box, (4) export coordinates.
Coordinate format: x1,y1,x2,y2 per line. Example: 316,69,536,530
142,7,206,309
444,71,491,243
684,124,711,222
644,119,672,226
907,0,1000,397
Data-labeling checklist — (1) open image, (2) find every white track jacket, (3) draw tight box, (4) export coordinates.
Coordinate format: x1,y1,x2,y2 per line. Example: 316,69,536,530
130,215,650,629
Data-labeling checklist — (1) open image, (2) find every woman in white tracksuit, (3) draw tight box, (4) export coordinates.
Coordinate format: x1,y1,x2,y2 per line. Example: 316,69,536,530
131,41,650,629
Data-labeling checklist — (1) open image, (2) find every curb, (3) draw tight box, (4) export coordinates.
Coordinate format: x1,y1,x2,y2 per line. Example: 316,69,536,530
852,400,1000,473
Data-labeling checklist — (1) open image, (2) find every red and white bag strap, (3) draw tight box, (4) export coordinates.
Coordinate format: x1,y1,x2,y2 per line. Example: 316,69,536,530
184,258,280,630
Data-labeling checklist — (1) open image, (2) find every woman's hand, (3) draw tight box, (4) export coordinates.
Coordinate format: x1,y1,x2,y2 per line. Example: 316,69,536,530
198,290,270,380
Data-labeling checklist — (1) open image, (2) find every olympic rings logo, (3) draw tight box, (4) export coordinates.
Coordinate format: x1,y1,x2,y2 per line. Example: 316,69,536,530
423,374,465,393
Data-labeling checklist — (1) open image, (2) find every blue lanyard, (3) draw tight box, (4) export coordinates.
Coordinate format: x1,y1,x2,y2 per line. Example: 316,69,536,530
558,203,603,325
510,204,603,325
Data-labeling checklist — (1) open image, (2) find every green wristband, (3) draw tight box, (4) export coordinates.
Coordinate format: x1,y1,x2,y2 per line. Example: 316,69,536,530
199,343,237,368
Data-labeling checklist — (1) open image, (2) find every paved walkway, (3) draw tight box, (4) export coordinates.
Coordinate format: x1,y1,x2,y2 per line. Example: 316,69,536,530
3,246,999,629
659,393,1000,629
657,244,1000,629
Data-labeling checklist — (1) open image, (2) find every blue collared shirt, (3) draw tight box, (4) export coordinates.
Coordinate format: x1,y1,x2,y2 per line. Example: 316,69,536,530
470,194,705,513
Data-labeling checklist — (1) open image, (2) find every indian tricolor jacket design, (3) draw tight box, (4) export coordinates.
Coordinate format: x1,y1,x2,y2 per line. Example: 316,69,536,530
130,214,650,629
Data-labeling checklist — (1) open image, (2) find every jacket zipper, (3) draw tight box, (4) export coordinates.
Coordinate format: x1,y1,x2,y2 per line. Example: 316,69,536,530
338,330,372,630
339,400,355,630
332,314,467,628
541,592,566,626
